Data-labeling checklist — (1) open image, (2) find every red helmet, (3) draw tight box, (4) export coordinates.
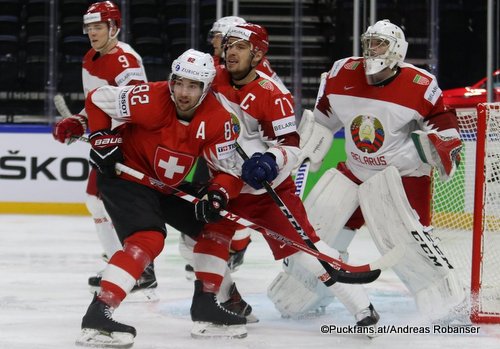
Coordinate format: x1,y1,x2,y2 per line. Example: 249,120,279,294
83,1,122,29
226,23,269,55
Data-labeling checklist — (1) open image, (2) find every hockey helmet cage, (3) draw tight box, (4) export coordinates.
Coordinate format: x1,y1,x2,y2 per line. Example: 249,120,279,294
361,19,408,76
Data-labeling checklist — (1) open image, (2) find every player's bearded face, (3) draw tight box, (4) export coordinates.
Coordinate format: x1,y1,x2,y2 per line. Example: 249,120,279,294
172,78,203,113
224,38,254,79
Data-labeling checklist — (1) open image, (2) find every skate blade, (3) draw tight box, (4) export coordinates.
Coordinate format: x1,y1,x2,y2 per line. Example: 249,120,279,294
75,328,134,348
246,313,259,324
185,270,195,281
88,286,101,295
190,322,247,339
126,287,160,303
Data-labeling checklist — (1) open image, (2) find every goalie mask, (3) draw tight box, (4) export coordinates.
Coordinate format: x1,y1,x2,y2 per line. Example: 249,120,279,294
169,49,216,111
83,1,121,39
361,19,408,85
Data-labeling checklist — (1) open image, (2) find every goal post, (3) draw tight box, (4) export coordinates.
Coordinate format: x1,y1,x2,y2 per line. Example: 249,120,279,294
432,102,500,324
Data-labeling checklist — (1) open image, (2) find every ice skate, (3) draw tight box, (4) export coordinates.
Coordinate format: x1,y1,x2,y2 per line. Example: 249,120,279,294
190,280,247,339
227,243,249,272
76,294,136,348
184,263,195,280
355,303,380,338
220,282,258,323
88,263,159,303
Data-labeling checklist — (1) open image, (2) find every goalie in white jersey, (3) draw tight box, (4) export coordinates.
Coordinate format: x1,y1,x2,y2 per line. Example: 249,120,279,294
268,19,467,324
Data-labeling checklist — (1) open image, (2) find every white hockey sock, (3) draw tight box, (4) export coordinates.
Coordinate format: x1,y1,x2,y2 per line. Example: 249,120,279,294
86,195,122,257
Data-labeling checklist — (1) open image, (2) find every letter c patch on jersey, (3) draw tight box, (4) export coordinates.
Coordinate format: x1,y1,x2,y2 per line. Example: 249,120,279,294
154,147,195,186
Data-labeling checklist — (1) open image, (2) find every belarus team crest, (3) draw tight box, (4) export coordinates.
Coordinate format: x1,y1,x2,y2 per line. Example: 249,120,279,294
154,147,195,186
350,115,385,153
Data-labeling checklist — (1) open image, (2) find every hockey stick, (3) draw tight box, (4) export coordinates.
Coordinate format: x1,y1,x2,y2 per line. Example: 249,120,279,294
54,94,72,118
232,143,387,284
293,161,310,199
113,162,401,281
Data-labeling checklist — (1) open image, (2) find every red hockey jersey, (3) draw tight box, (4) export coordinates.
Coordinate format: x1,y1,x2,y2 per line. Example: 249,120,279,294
212,66,300,194
86,81,242,197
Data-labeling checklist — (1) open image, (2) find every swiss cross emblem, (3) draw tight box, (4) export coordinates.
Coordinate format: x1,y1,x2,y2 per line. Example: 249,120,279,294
154,147,195,186
187,57,195,63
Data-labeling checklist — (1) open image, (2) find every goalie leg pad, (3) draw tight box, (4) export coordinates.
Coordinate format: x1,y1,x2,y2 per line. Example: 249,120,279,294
304,168,359,247
267,271,333,319
359,166,466,318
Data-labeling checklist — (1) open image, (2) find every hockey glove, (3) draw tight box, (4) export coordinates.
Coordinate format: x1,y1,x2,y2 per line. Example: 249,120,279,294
194,184,229,223
52,114,87,144
89,129,123,177
411,130,462,182
241,152,279,189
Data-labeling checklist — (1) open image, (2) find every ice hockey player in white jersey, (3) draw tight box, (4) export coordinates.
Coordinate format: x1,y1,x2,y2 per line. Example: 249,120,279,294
268,19,466,325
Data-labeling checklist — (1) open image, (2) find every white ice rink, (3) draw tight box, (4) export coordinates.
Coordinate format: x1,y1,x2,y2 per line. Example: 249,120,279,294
1,214,499,349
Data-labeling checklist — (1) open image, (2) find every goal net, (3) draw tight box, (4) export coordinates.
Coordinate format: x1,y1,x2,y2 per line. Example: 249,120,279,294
432,103,500,323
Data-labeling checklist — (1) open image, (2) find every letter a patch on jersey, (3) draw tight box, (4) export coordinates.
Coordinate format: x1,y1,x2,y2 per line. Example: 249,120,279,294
154,147,195,186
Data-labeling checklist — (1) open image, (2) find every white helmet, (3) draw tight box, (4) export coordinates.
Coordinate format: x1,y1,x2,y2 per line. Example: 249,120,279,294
361,19,408,79
209,16,246,37
169,49,216,109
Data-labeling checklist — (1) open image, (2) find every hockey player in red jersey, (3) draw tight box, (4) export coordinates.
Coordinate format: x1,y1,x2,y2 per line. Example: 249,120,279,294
51,1,157,298
75,49,246,347
188,23,379,339
272,20,466,324
183,16,288,277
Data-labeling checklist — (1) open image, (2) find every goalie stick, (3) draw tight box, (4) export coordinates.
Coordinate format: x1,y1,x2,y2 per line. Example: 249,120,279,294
113,162,404,284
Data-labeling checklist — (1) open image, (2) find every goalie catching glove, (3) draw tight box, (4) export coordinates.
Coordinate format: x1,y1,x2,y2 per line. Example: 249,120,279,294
89,129,123,177
52,114,87,144
194,184,229,223
411,129,462,182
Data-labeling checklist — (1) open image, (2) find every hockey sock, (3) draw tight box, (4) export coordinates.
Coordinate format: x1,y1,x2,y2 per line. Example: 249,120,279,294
99,230,164,308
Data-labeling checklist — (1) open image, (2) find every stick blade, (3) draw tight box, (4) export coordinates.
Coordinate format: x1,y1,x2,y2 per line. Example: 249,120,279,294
337,268,381,284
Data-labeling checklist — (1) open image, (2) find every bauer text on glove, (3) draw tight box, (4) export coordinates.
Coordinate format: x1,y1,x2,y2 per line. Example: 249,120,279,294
89,129,124,177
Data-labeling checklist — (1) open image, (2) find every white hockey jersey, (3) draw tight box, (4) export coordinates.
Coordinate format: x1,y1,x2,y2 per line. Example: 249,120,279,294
313,57,456,182
79,41,147,117
212,65,300,194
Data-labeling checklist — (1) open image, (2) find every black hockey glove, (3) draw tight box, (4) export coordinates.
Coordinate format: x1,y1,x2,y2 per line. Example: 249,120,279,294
194,184,229,223
89,129,124,177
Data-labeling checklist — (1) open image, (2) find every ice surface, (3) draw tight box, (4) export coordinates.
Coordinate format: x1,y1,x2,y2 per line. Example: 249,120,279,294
1,214,499,349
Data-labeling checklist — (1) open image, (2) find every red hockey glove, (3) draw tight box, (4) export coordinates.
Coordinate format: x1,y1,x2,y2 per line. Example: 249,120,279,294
412,130,462,182
52,114,87,144
89,129,123,177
